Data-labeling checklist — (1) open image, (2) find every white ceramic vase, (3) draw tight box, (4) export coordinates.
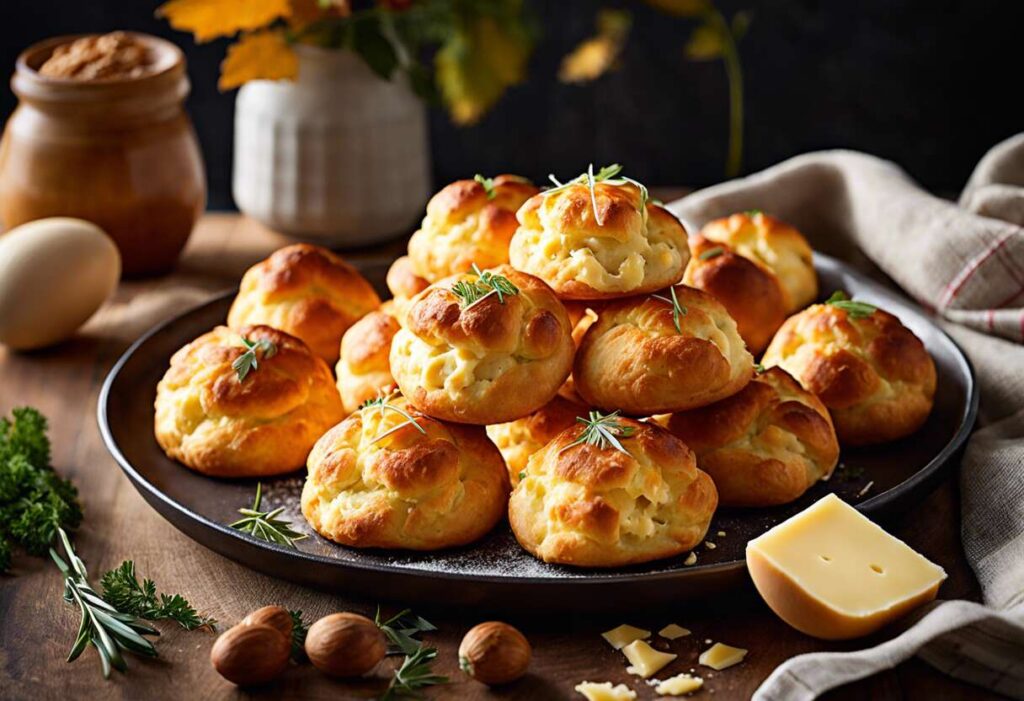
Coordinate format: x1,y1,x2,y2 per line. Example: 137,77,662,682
232,46,431,246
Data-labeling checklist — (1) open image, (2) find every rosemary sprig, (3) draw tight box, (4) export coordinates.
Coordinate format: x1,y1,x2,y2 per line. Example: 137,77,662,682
289,610,309,662
754,362,766,374
229,483,307,549
449,264,519,310
50,528,159,679
474,174,497,200
546,163,650,226
99,561,215,631
232,336,277,382
375,606,437,656
745,209,763,216
699,246,725,260
382,645,449,700
651,286,688,333
561,410,636,457
825,290,877,319
361,391,427,444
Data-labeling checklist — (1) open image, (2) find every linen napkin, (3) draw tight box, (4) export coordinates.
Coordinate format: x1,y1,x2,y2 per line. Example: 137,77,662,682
667,136,1024,700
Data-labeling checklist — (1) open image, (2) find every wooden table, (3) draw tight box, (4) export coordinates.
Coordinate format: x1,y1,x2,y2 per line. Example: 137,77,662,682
0,213,995,700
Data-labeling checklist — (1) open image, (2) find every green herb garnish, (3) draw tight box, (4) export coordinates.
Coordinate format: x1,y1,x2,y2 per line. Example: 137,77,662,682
699,246,725,260
754,362,766,374
651,286,688,333
474,174,497,200
518,470,527,481
450,264,520,310
382,644,449,700
546,163,650,226
745,209,763,216
561,410,636,456
99,561,215,631
0,407,81,572
376,606,438,656
289,610,309,661
825,291,877,319
232,336,277,382
51,528,159,679
229,483,307,549
361,390,427,444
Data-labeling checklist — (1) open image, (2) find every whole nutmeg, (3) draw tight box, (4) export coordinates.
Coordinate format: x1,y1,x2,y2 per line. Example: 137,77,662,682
210,623,291,686
458,621,531,685
242,605,294,642
305,612,387,677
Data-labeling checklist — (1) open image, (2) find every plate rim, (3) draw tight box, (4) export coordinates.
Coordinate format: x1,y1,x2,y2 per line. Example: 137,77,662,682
96,254,980,587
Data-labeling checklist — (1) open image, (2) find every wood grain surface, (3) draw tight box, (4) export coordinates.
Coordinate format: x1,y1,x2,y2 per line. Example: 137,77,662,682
0,213,997,700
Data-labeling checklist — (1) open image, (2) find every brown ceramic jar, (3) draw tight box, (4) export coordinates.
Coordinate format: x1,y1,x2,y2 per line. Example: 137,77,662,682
0,33,205,277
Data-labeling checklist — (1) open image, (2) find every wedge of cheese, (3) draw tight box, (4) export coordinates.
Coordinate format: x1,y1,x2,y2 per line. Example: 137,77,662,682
746,494,946,639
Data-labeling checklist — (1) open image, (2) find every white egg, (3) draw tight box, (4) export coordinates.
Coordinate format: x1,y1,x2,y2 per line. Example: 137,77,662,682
0,217,120,350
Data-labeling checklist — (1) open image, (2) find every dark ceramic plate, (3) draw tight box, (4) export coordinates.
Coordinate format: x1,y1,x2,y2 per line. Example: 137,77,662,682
97,254,978,613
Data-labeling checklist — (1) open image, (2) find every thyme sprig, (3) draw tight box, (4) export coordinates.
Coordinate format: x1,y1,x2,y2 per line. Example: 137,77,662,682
229,483,308,549
382,644,449,700
699,246,725,260
361,391,427,444
450,264,520,310
546,163,650,226
51,528,159,679
651,286,688,333
561,410,636,456
825,291,877,319
232,336,277,382
375,606,438,656
473,174,497,200
99,560,215,631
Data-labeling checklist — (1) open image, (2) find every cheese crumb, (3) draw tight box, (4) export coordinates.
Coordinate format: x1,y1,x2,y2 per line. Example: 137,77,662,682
717,530,726,537
601,624,651,650
658,624,691,640
699,642,747,670
683,551,698,566
622,640,677,678
705,541,717,550
656,673,704,696
575,681,637,700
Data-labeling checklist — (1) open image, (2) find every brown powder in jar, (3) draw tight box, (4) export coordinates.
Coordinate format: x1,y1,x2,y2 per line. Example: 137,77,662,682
38,32,152,80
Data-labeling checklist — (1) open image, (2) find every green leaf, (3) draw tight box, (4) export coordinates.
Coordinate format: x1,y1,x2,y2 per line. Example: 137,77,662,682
347,16,399,80
685,22,725,61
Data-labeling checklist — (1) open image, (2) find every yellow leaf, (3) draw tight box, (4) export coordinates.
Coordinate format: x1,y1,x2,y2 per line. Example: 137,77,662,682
219,30,298,90
288,0,349,32
436,14,531,125
157,0,291,43
559,9,631,84
685,23,724,60
644,0,710,17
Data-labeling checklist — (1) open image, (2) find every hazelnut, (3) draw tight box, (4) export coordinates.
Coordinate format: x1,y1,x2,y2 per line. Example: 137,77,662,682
242,605,294,642
458,621,531,685
210,623,291,686
305,612,387,677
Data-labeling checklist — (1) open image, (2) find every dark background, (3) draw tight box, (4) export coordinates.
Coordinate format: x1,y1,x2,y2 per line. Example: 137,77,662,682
2,0,1019,209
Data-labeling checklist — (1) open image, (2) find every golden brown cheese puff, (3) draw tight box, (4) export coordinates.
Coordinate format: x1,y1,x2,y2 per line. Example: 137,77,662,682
386,255,430,319
301,393,509,550
228,244,381,365
336,310,400,415
389,265,575,425
486,395,587,485
762,301,937,446
509,415,717,567
574,285,753,415
683,234,788,354
668,367,839,507
154,325,344,478
509,181,689,300
699,211,817,312
407,175,539,283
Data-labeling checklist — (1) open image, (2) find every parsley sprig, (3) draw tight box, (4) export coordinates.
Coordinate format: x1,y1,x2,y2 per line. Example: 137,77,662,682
474,173,497,200
825,291,877,319
229,483,307,549
99,560,215,631
651,286,688,333
561,410,636,456
450,264,520,310
375,606,438,656
546,163,650,226
232,336,277,382
361,391,427,444
51,528,159,679
382,644,449,700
